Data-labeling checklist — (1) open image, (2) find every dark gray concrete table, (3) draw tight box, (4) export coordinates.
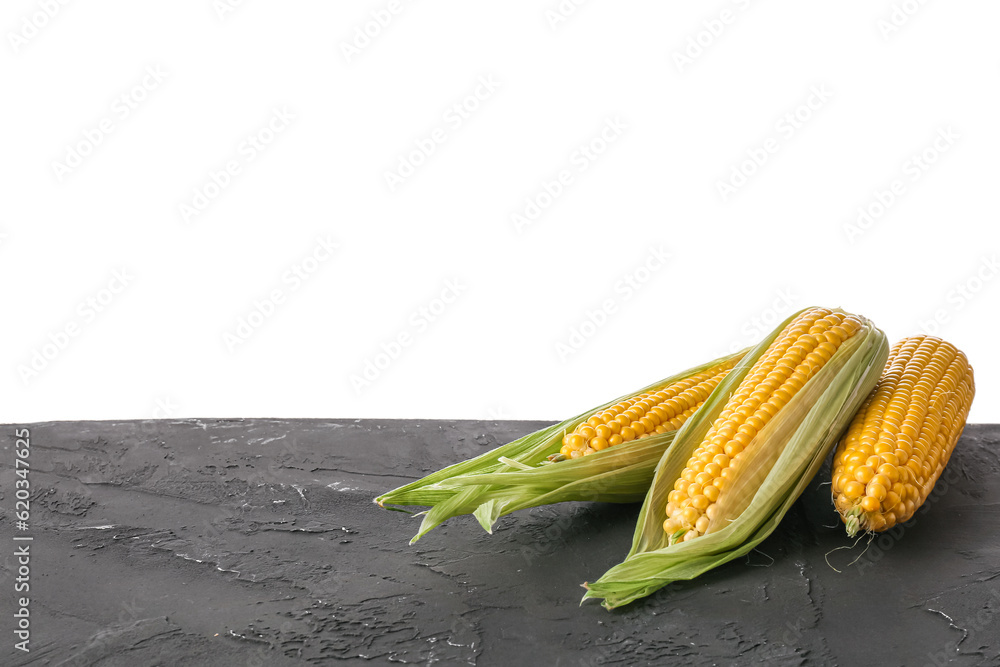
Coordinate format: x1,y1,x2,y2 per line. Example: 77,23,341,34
1,420,998,666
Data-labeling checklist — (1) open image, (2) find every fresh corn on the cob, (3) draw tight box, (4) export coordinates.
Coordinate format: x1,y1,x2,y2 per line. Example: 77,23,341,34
558,362,735,459
662,309,865,544
832,335,975,536
584,307,889,609
375,351,745,543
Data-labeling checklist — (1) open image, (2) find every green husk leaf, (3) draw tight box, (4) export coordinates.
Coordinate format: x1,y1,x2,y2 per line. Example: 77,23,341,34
375,349,747,543
583,307,890,609
405,434,678,543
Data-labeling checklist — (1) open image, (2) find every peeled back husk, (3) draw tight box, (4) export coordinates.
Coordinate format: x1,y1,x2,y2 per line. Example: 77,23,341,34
583,307,889,609
375,350,747,544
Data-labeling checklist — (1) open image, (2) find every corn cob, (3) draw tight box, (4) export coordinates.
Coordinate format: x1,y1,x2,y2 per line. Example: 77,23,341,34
662,308,864,544
832,335,975,536
375,350,745,543
557,360,736,459
584,307,888,609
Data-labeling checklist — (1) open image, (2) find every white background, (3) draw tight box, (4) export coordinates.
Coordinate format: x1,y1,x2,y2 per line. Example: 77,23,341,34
3,1,998,424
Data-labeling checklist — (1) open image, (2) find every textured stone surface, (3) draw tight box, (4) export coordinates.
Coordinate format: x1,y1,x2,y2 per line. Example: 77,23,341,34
1,419,998,666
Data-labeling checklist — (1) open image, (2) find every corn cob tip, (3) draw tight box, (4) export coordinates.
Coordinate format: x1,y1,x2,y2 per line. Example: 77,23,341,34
843,507,862,538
